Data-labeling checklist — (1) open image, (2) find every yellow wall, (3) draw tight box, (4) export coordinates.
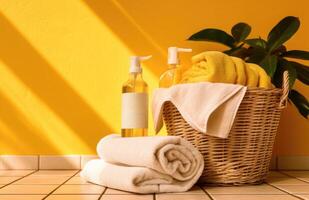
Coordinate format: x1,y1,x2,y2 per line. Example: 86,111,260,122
0,0,308,155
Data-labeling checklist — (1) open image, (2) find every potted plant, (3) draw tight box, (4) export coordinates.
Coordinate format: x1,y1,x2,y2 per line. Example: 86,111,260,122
188,16,308,118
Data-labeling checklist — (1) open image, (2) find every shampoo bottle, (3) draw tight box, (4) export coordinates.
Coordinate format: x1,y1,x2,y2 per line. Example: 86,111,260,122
121,55,151,137
159,47,192,88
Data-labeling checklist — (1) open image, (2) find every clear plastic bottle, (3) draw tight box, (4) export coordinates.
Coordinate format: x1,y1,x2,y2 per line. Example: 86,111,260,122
159,47,192,88
121,56,151,137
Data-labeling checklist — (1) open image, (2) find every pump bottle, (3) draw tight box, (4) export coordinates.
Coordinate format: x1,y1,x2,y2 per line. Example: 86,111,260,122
159,47,192,88
121,56,151,137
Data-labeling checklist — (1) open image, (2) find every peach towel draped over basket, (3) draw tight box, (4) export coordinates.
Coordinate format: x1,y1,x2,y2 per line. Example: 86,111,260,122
153,71,289,185
153,82,247,139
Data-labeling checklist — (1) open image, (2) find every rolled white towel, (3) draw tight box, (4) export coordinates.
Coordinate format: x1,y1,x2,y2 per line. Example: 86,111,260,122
81,134,204,193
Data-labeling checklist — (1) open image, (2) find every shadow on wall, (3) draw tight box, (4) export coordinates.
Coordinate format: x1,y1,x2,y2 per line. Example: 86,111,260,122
0,13,114,153
0,90,57,154
83,0,167,77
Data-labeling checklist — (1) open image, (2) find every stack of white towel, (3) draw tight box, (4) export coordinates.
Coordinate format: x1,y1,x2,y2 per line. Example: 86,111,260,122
81,134,204,194
82,82,248,193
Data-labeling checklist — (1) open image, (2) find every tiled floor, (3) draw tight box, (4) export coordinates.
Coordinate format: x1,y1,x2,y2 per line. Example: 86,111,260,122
0,170,308,200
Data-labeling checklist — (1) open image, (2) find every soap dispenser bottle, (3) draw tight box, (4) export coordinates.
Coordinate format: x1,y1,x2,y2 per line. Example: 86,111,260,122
121,55,151,137
159,47,192,88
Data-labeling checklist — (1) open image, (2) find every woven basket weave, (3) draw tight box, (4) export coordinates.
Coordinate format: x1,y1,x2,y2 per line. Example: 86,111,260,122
163,71,289,185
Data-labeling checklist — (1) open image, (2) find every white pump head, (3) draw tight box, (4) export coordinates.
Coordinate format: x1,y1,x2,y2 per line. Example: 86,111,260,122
168,47,192,65
129,55,152,73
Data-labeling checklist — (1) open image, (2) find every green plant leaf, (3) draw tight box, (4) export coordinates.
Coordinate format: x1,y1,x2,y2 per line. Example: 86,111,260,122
289,89,309,118
259,55,278,77
272,45,287,56
244,38,267,49
279,59,297,88
267,16,300,52
188,28,236,48
272,64,284,88
224,44,249,59
246,47,268,63
282,50,309,60
285,60,309,85
231,23,251,42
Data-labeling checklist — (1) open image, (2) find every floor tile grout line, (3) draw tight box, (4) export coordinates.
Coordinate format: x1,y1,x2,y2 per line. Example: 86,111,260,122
97,187,108,200
294,194,309,200
266,182,305,200
208,194,306,196
42,170,81,200
12,183,91,185
0,169,39,189
153,192,156,200
1,170,309,198
101,194,167,195
198,185,215,200
279,171,309,184
0,194,45,196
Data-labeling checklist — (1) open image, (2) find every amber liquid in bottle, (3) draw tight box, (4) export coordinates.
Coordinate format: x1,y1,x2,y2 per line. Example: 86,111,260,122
121,72,148,137
159,64,180,88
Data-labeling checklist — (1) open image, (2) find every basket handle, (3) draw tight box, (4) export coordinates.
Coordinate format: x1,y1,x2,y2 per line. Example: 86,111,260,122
278,71,289,109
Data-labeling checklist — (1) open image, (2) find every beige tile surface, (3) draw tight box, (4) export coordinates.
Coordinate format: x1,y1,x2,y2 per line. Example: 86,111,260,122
0,156,38,170
211,194,299,200
0,177,20,184
105,188,134,195
298,177,309,183
13,175,70,184
101,195,153,200
156,194,211,200
32,170,78,176
0,184,58,194
65,176,90,185
53,184,105,194
266,177,308,185
0,169,307,199
74,172,82,177
0,170,34,177
39,155,81,170
204,185,284,195
165,185,205,194
0,195,45,200
46,194,100,200
274,185,309,194
297,195,309,200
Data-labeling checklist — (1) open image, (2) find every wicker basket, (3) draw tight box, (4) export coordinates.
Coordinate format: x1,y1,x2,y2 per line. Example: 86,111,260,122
163,71,289,185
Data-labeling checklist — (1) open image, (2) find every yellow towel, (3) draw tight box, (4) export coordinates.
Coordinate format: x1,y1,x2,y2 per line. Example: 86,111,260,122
181,51,273,89
231,56,247,85
245,63,259,87
246,63,273,89
182,51,236,84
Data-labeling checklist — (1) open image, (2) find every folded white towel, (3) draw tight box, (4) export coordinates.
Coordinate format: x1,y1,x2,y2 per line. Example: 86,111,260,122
81,134,204,194
152,82,247,138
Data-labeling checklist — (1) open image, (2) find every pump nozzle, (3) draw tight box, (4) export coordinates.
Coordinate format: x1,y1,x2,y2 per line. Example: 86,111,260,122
168,47,192,65
130,55,152,73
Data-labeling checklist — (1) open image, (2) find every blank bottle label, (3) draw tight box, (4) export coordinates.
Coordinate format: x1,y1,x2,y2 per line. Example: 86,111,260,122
121,93,148,129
